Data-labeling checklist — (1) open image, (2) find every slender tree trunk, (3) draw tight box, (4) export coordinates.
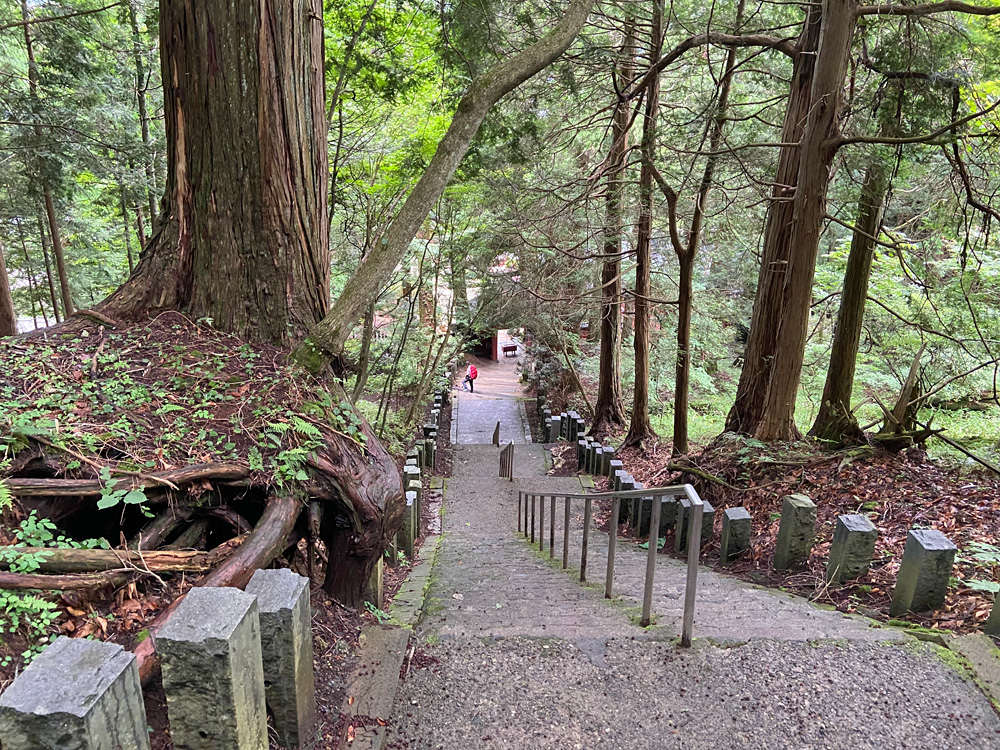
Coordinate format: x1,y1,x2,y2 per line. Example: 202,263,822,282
0,239,16,336
135,204,147,249
120,184,135,274
101,0,331,347
809,157,889,443
624,1,663,448
22,0,74,317
449,242,470,320
724,3,825,437
128,0,158,222
15,216,46,327
750,0,856,441
352,302,376,403
592,20,635,434
294,0,597,371
671,2,743,455
37,214,60,323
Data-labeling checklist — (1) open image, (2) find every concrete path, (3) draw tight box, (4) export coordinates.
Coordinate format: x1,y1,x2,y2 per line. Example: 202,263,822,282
451,353,530,445
384,365,1000,749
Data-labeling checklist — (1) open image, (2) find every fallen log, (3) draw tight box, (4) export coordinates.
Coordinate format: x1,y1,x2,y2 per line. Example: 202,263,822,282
129,508,191,550
0,570,127,591
0,547,228,574
6,463,250,498
135,493,302,686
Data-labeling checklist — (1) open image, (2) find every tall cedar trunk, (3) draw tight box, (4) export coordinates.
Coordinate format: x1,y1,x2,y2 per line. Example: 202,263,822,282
22,0,74,318
809,157,889,443
294,0,597,370
0,239,16,336
624,1,663,448
752,0,856,440
726,5,822,435
36,214,60,323
100,0,331,347
128,0,158,223
672,6,741,456
592,21,635,433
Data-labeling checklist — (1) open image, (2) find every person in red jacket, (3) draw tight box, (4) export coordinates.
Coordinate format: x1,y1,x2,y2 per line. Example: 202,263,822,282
463,363,478,392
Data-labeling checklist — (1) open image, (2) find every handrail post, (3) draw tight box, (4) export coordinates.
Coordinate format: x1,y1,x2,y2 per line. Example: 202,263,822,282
518,491,522,534
681,488,703,647
640,494,663,627
605,497,620,599
581,498,592,582
539,495,545,552
562,497,570,569
549,496,555,558
530,495,536,544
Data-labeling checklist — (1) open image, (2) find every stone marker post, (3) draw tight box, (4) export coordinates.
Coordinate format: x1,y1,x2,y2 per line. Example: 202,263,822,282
658,497,678,536
0,637,150,750
424,437,436,469
592,446,604,475
675,497,716,550
559,412,569,439
422,423,436,439
772,494,817,570
157,587,268,750
549,416,562,442
889,528,957,616
608,459,623,485
398,490,417,558
985,597,1000,637
603,449,617,476
826,514,878,583
245,569,317,749
720,507,752,564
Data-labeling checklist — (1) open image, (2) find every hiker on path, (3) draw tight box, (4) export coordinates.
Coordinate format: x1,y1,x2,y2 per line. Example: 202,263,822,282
463,363,478,392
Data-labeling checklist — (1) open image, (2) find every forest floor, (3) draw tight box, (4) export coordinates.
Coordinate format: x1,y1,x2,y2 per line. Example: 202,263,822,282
0,314,452,750
606,437,1000,635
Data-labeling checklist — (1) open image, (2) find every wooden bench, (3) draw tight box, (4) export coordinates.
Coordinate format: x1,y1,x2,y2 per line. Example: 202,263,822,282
502,344,518,357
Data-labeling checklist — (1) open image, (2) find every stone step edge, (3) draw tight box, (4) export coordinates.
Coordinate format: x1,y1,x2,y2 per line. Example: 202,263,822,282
333,533,444,749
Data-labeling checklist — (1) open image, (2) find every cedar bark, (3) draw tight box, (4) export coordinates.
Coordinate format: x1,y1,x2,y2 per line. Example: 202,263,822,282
100,0,331,347
724,2,832,439
294,0,597,370
809,158,889,443
751,0,856,440
127,0,158,223
592,21,635,434
624,0,663,448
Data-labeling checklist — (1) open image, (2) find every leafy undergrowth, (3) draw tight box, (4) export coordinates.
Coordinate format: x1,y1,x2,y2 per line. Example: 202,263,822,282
614,435,1000,634
0,312,366,496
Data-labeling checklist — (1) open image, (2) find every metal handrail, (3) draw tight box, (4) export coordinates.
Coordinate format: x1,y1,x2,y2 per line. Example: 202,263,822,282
516,483,704,646
499,441,514,481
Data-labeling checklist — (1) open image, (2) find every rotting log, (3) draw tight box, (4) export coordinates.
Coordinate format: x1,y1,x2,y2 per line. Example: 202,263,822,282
134,494,302,686
6,463,250,498
0,546,232,574
0,570,127,591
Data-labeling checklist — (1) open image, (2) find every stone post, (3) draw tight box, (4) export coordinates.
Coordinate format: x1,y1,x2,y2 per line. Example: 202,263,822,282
398,490,417,558
603,449,617,476
366,556,384,609
422,423,436,439
575,417,586,441
157,587,268,750
889,529,957,616
549,416,562,442
423,438,436,470
592,446,604,475
608,460,623,485
657,497,678,536
720,507,752,564
245,569,317,749
826,514,878,583
772,494,817,570
985,597,1000,637
675,497,716,550
559,412,569,439
0,637,150,750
